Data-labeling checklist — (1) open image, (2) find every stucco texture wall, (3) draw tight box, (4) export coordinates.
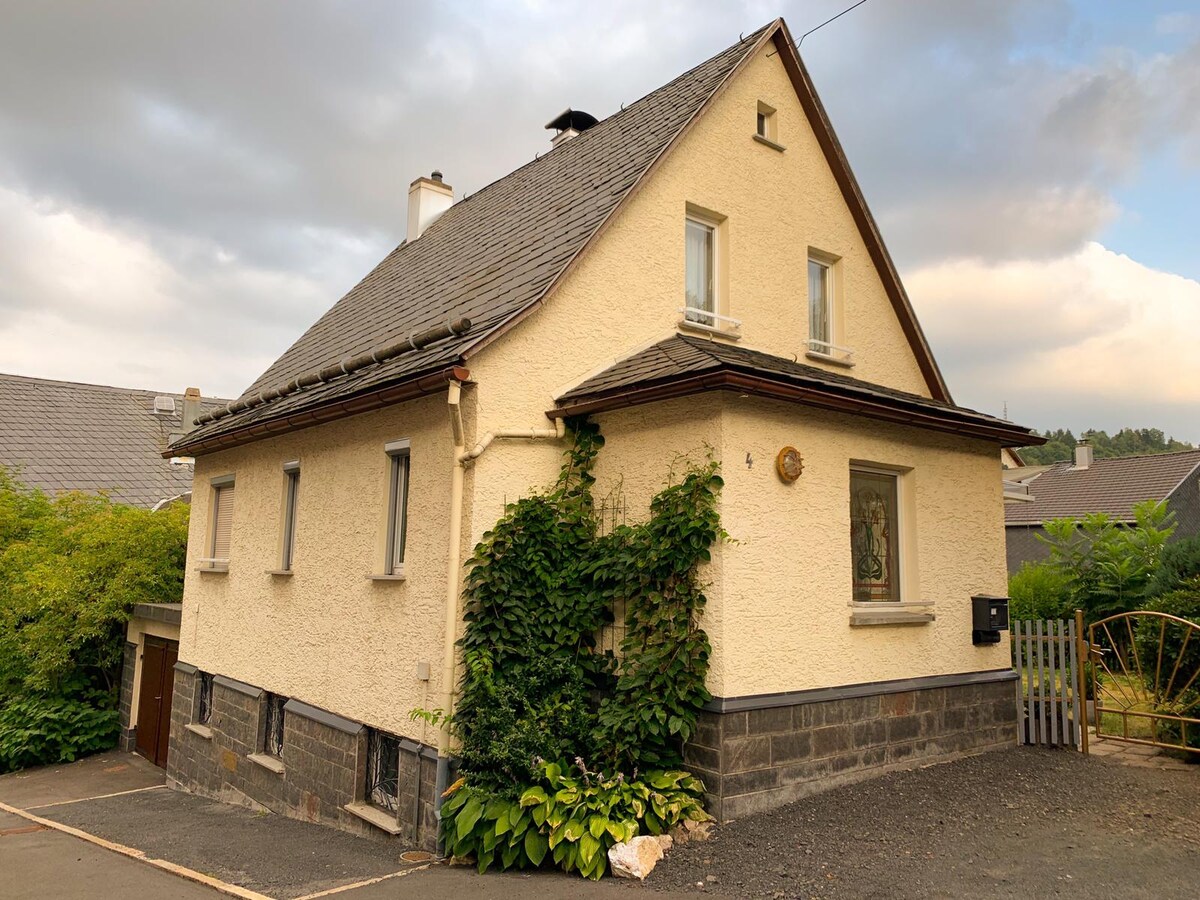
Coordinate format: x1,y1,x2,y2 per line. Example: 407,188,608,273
717,398,1011,696
179,393,465,745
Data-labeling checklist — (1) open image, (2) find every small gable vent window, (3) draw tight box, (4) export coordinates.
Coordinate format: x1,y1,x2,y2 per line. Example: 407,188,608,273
754,101,783,151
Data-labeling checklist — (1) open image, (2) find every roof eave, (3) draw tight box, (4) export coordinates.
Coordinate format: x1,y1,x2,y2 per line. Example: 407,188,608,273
548,369,1036,447
164,365,472,459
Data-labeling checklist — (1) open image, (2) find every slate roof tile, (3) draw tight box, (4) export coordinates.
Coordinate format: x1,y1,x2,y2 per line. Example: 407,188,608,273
1005,450,1200,525
0,373,228,508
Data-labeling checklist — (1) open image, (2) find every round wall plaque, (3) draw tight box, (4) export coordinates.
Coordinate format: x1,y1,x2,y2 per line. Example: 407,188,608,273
775,446,804,483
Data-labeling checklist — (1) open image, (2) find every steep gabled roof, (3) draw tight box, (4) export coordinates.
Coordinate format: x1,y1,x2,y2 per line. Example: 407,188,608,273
551,335,1033,446
172,19,952,457
0,373,227,508
1004,449,1200,526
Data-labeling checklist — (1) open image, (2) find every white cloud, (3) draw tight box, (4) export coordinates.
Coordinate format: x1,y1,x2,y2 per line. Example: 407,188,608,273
908,243,1200,441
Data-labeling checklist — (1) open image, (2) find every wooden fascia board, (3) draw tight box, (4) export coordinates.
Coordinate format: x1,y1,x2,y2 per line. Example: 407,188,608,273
166,365,472,458
457,23,784,364
769,25,952,404
549,370,1035,447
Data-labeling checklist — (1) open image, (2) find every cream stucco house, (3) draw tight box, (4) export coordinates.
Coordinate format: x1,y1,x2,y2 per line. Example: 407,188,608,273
165,20,1037,849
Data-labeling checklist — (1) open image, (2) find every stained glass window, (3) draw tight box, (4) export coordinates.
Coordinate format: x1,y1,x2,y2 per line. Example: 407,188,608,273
850,469,900,601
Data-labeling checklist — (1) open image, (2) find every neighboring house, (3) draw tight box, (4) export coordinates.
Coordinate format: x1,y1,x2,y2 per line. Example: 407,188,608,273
165,19,1037,849
0,372,227,768
1005,442,1200,573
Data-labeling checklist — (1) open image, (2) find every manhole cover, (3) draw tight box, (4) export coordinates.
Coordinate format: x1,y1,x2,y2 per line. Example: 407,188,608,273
401,850,435,863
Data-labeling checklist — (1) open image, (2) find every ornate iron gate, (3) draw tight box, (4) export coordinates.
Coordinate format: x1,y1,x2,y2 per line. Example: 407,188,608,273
1088,611,1200,755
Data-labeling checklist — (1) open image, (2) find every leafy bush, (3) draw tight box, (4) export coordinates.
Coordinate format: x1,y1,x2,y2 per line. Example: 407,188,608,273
1135,581,1200,692
1039,500,1175,621
1146,536,1200,599
1008,562,1073,621
0,466,189,772
1152,690,1200,760
441,760,709,879
0,692,121,772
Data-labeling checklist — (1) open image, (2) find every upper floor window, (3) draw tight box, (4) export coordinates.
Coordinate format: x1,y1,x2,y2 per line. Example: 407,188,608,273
806,250,852,365
685,216,716,324
280,461,300,572
808,257,831,348
203,475,235,571
850,468,901,602
756,101,778,142
385,440,411,576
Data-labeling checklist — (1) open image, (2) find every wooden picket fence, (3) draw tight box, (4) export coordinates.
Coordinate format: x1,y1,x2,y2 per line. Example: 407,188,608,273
1012,615,1086,750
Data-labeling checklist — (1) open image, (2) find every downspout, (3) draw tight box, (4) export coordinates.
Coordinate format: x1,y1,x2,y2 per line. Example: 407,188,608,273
433,383,566,849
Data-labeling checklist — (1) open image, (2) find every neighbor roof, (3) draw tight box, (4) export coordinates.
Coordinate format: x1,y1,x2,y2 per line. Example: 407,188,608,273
1004,450,1200,526
0,373,227,508
170,18,951,457
551,335,1035,446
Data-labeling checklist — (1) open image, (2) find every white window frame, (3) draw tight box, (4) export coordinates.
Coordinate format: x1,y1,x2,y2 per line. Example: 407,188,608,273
807,250,854,365
684,214,718,325
201,474,235,571
385,440,411,577
280,461,300,572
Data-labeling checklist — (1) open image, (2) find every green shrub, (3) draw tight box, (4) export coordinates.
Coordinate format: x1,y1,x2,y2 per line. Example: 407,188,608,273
1146,536,1200,599
1008,562,1073,621
440,760,709,879
0,691,121,773
1135,582,1200,694
0,466,189,772
1151,690,1200,761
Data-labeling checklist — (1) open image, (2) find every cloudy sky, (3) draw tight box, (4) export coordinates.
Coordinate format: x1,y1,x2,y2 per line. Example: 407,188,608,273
1,1,1197,441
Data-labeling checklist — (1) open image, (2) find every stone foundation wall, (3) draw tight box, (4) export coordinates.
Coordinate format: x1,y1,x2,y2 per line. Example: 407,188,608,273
685,670,1018,820
167,664,442,851
118,641,138,752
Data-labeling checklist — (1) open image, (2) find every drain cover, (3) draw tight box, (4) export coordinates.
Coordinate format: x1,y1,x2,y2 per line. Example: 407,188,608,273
400,850,435,863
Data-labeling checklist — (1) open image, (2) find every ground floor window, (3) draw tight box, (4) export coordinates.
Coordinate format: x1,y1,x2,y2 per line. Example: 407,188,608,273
263,693,286,757
366,729,400,812
197,672,214,725
850,467,901,601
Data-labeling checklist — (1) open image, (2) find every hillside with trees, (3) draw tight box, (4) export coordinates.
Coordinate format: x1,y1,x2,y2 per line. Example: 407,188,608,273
1019,428,1195,465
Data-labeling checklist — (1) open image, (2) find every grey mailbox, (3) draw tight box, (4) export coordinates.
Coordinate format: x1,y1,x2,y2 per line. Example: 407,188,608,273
971,595,1009,645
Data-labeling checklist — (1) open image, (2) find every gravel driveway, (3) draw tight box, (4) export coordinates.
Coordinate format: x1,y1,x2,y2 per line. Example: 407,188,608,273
648,747,1200,900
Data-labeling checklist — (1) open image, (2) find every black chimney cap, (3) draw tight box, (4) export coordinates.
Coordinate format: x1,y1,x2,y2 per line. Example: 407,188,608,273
545,108,599,133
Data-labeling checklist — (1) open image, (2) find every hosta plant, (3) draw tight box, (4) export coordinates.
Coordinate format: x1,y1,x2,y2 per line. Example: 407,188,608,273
440,760,709,880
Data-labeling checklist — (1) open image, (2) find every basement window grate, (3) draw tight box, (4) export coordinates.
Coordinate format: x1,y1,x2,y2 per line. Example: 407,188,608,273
263,693,286,758
197,672,214,725
366,729,401,812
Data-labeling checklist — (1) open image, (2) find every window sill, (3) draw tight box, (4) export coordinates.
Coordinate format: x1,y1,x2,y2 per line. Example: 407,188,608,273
265,569,294,577
345,801,403,835
366,573,406,582
849,602,935,627
752,133,786,153
805,350,855,369
678,319,741,340
196,566,229,575
184,722,213,740
247,753,285,775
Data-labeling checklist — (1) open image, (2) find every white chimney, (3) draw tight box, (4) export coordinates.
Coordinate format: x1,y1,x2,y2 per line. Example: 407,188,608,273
1074,438,1094,469
407,170,453,241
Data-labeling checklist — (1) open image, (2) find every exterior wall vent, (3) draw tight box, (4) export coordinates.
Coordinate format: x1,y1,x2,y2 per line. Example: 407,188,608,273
153,396,176,414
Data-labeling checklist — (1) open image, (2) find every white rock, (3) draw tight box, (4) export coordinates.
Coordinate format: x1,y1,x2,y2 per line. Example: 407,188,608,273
607,835,665,880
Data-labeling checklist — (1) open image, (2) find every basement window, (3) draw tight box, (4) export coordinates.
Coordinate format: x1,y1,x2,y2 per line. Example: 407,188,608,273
365,729,401,813
263,692,286,758
197,672,214,725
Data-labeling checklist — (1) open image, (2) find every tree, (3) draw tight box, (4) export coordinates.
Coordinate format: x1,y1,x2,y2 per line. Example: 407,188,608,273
0,467,189,771
1018,428,1194,465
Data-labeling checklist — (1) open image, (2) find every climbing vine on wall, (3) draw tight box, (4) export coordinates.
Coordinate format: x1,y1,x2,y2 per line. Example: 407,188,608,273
451,418,725,788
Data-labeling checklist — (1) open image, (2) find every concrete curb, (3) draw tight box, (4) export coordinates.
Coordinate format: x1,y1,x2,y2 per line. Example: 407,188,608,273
0,799,272,900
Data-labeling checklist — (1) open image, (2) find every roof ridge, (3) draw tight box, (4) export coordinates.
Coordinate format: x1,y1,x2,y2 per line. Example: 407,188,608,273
0,371,228,402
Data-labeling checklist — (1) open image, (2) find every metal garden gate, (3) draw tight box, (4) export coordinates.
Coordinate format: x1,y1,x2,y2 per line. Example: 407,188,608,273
1012,612,1086,750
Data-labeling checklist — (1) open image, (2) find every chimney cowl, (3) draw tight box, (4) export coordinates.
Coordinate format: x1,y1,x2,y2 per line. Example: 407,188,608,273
1074,438,1094,470
407,171,454,241
545,108,599,148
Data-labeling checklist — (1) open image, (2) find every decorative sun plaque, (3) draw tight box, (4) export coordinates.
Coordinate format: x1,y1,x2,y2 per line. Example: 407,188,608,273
775,446,804,483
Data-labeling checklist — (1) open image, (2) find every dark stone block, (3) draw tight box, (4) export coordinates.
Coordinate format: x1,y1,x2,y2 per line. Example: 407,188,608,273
770,731,812,765
746,706,793,735
886,715,922,743
722,735,772,773
811,725,853,759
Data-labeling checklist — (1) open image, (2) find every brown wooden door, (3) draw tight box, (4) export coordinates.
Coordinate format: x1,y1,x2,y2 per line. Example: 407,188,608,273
134,637,178,768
